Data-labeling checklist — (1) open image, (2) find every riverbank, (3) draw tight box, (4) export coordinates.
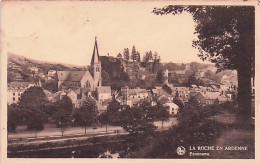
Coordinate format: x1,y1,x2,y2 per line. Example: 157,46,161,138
8,132,128,158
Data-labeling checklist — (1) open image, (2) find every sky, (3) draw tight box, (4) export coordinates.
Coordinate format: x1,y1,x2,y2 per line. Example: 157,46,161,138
1,1,209,66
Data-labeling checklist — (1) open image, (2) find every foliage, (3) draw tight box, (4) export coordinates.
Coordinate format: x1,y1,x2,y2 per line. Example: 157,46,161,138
18,86,48,132
154,102,170,128
153,6,254,125
100,56,130,89
119,104,157,135
42,80,58,93
73,98,98,135
163,62,186,71
53,96,73,136
162,84,172,95
106,99,122,125
101,70,111,86
204,70,221,83
7,104,22,132
117,53,122,59
155,69,166,84
123,48,130,60
173,98,184,110
187,73,200,86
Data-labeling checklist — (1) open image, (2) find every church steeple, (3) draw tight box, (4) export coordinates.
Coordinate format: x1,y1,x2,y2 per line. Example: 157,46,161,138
91,37,100,65
90,37,102,88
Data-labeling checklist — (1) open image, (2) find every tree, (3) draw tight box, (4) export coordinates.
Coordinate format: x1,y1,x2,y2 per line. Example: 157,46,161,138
18,86,48,138
98,111,109,133
162,84,172,95
173,92,185,109
98,99,121,133
101,70,111,86
53,96,73,136
154,102,170,129
155,69,166,84
131,46,137,61
190,62,199,74
42,80,58,93
119,104,157,135
7,104,21,132
123,48,130,61
153,6,254,126
73,98,98,135
188,74,199,86
106,99,122,125
136,51,141,62
204,70,221,83
117,53,122,59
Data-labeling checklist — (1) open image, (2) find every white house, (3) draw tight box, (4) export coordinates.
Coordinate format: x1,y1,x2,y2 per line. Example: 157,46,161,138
97,86,112,104
163,102,180,115
7,82,36,104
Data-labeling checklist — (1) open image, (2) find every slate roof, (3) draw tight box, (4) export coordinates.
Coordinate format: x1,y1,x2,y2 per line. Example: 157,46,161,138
57,71,93,82
201,92,220,100
66,71,88,82
57,71,70,81
8,82,35,88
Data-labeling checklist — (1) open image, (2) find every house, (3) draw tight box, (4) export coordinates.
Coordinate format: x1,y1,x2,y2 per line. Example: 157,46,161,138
57,38,102,91
97,86,112,104
48,70,56,78
174,87,190,102
135,88,149,99
29,67,38,73
163,102,180,115
201,92,221,105
119,87,149,107
152,87,173,104
7,82,36,104
51,89,82,108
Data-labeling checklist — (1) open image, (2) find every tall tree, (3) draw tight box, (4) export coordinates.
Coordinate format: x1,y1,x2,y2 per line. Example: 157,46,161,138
136,51,141,62
53,96,73,136
153,6,254,126
98,99,121,132
155,102,170,129
131,46,137,61
123,48,130,61
73,98,98,135
18,86,48,138
155,69,166,84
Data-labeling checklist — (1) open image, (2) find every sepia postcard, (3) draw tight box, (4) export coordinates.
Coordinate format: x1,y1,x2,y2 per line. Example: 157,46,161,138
0,0,259,162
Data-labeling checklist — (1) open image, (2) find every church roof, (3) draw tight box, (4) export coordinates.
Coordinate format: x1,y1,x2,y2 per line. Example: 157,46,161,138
57,71,92,82
66,71,87,82
91,37,100,65
57,71,70,81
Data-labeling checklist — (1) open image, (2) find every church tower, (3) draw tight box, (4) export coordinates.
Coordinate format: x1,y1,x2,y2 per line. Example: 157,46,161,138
91,37,102,88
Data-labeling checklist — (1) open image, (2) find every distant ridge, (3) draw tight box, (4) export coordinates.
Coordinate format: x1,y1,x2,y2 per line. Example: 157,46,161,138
7,52,85,69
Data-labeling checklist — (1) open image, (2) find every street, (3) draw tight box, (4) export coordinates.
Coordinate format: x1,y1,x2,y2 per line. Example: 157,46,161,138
8,117,178,141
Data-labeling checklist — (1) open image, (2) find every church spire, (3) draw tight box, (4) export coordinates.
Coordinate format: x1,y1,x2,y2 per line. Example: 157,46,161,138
91,37,100,65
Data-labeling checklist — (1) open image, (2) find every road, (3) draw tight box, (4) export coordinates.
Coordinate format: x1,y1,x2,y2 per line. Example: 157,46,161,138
8,118,178,140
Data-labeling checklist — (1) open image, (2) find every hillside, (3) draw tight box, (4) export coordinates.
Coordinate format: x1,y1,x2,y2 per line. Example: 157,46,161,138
7,52,85,83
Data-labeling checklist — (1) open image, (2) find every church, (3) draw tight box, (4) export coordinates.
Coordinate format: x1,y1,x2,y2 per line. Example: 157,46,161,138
56,38,102,91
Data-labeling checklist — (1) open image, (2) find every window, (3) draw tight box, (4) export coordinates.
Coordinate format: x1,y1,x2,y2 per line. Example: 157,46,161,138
18,93,20,96
86,81,90,88
13,97,15,101
13,93,15,96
